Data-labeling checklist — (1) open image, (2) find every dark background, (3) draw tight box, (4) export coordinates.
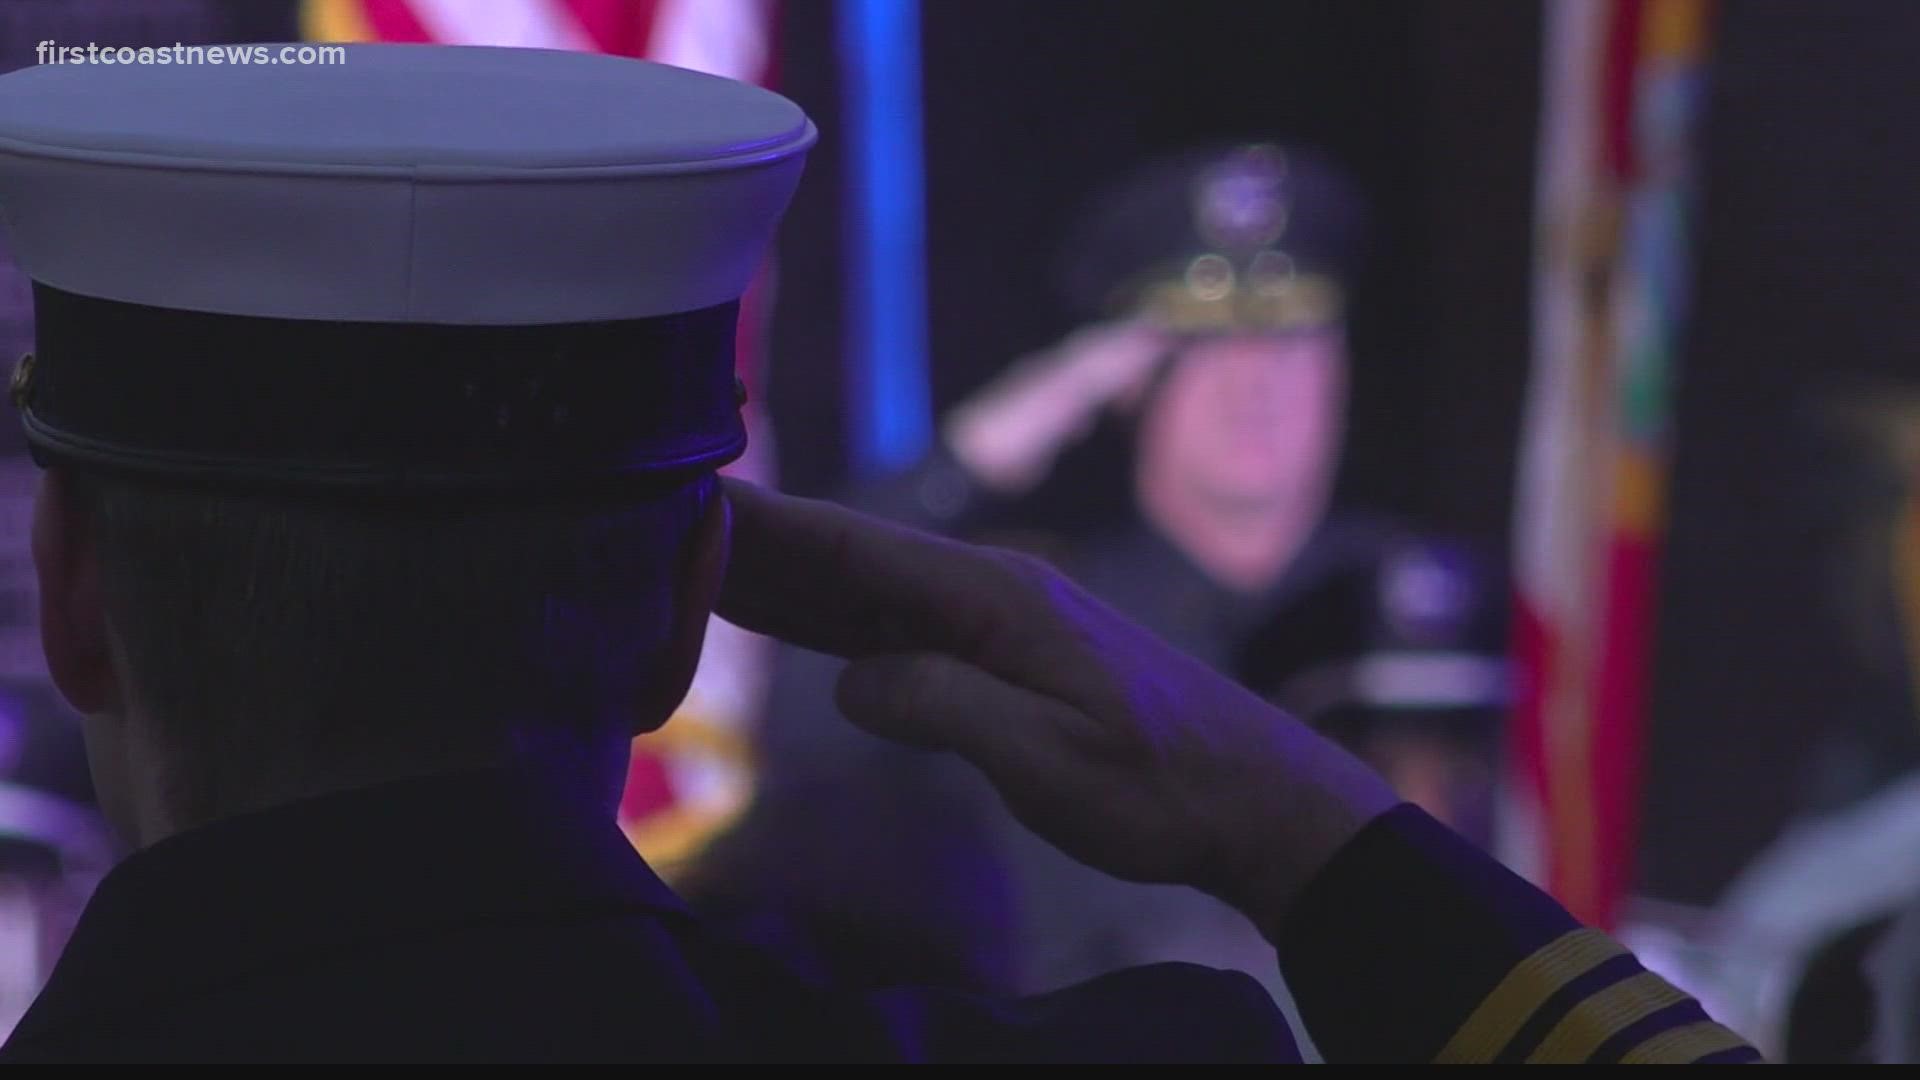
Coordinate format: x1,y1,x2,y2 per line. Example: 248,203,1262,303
1,0,1917,907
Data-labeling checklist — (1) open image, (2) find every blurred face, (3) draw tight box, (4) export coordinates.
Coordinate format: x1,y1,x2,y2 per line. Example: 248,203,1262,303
1135,330,1345,512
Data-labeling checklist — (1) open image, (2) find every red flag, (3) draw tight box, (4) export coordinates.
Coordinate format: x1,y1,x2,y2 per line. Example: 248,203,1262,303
1504,0,1714,929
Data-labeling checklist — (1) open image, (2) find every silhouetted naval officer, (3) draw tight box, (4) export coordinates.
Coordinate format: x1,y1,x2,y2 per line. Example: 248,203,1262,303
0,44,1756,1063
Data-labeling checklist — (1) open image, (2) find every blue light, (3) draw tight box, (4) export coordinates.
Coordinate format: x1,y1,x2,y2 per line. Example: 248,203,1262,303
840,0,931,475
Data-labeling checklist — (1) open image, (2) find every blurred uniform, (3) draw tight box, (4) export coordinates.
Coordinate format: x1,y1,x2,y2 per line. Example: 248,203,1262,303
716,144,1505,1003
0,686,113,1041
1236,538,1511,846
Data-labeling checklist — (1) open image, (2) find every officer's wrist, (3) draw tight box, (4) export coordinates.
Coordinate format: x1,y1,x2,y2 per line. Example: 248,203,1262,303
1220,743,1402,940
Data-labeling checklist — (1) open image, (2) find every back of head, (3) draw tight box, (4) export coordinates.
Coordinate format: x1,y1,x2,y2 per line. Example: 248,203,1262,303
73,474,711,817
0,44,814,828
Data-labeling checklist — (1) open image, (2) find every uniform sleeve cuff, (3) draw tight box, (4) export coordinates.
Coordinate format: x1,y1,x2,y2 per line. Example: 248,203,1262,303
1274,804,1755,1063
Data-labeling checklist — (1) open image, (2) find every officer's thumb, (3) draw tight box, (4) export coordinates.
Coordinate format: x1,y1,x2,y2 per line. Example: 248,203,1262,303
837,653,1065,780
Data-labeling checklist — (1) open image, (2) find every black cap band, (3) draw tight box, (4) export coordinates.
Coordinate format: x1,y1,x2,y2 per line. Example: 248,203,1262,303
13,283,746,494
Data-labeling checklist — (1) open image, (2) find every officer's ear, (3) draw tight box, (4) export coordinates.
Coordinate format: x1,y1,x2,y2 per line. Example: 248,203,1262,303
631,477,730,735
31,469,121,717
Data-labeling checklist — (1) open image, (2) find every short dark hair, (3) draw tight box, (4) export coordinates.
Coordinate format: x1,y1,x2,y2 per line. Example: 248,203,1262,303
71,471,714,805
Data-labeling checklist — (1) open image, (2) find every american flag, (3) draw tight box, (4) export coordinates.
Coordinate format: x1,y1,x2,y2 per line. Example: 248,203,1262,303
305,0,771,84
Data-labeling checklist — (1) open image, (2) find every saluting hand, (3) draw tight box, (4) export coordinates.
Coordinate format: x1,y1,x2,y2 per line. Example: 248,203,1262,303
714,479,1399,933
941,319,1171,495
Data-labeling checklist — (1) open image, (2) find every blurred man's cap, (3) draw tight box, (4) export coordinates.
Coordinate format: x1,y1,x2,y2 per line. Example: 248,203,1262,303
1056,142,1368,334
1235,537,1512,732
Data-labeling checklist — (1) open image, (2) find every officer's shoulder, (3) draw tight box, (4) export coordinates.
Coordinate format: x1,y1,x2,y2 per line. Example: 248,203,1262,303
673,916,1299,1062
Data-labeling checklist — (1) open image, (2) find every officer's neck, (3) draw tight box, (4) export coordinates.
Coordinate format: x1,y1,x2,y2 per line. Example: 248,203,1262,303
1135,474,1318,595
86,707,630,849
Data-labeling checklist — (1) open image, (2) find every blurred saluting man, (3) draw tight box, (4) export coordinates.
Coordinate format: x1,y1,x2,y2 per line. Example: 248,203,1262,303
736,144,1511,999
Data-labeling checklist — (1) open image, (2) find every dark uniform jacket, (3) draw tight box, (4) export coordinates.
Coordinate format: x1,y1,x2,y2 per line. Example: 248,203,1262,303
0,763,1757,1063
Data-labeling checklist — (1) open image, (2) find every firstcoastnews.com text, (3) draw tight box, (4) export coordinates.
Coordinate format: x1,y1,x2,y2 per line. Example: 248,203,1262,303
35,42,347,67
